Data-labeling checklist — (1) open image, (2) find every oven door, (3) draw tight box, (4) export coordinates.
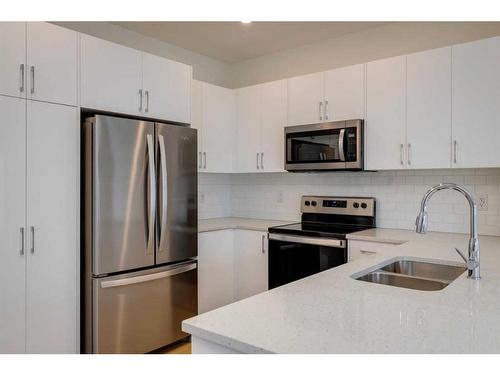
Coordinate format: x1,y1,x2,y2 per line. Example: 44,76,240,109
268,233,347,289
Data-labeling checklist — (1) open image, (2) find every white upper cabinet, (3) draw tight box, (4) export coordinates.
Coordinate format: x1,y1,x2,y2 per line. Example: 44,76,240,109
0,96,26,353
191,80,203,170
142,52,191,123
201,82,235,173
80,34,143,115
26,101,78,353
0,22,26,98
236,85,261,172
366,55,407,170
406,47,452,169
452,36,500,168
324,64,365,121
287,72,324,125
26,23,78,106
261,79,287,172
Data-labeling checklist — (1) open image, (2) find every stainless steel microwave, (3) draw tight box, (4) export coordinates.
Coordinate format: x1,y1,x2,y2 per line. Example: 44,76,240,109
284,119,364,172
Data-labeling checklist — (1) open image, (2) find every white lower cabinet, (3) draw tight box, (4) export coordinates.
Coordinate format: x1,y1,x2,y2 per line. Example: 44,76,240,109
234,230,268,301
198,229,269,313
198,230,235,314
348,240,399,262
0,96,78,353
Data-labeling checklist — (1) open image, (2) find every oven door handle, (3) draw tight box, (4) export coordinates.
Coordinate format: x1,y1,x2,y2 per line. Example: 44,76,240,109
268,233,346,248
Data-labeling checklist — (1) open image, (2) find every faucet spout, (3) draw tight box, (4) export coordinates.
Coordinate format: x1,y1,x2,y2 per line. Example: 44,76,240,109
415,183,480,280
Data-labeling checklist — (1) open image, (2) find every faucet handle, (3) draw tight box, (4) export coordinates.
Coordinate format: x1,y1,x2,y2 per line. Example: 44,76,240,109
454,247,468,263
455,247,479,271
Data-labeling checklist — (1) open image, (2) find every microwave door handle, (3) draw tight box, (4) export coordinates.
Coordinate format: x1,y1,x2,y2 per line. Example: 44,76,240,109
158,134,168,253
339,128,346,162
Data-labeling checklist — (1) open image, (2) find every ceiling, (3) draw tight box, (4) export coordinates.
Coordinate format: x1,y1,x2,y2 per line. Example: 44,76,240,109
112,22,389,63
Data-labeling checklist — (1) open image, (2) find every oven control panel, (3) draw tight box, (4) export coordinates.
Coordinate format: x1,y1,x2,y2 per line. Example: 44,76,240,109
301,196,375,217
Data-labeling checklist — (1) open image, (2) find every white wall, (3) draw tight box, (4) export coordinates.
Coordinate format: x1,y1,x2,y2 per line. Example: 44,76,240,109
54,22,232,87
228,22,500,88
199,169,500,236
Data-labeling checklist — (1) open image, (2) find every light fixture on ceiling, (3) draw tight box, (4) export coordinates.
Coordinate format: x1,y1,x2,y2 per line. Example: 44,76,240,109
241,20,252,24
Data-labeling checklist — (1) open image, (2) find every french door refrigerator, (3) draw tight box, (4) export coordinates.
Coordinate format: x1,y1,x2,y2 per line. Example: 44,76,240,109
82,114,198,354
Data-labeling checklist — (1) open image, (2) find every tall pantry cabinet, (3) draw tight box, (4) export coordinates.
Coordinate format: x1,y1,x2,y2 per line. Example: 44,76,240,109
0,22,78,353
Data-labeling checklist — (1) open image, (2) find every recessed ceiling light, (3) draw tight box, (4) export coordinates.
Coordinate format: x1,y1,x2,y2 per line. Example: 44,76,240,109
241,20,252,24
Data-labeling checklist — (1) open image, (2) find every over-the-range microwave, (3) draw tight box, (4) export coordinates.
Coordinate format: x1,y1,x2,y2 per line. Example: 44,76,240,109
284,119,363,172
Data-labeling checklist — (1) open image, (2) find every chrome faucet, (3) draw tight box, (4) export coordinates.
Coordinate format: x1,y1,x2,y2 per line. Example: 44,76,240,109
415,183,480,280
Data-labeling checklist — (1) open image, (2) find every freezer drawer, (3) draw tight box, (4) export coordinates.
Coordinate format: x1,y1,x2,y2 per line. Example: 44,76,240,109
92,261,197,354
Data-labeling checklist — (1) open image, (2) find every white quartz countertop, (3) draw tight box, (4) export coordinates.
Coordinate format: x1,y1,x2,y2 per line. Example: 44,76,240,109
183,228,500,353
198,217,294,233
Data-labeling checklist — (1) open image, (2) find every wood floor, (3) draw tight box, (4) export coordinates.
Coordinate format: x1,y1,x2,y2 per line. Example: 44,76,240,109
151,339,191,354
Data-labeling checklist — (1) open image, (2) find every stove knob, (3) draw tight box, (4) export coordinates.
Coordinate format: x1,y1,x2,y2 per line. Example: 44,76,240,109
311,201,317,207
353,202,359,208
361,203,367,209
305,201,311,206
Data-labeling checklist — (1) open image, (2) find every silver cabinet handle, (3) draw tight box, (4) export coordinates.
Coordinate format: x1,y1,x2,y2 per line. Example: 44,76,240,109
339,128,345,162
138,89,143,112
360,249,377,255
324,99,329,120
145,134,156,255
453,140,457,164
145,90,150,113
20,227,25,255
30,66,35,94
158,134,168,253
407,143,412,166
19,64,25,93
400,144,404,166
261,234,266,254
319,101,323,121
198,151,202,169
256,153,260,170
30,226,35,254
261,152,264,170
203,152,206,169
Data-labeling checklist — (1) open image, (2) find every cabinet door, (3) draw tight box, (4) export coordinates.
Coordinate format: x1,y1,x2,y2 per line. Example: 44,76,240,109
366,56,407,170
236,85,261,172
234,230,268,301
407,47,451,169
287,72,324,126
26,22,78,106
191,80,203,170
0,96,26,353
202,83,234,173
324,64,365,121
26,101,78,353
452,36,500,168
261,79,287,172
142,52,191,123
80,34,142,115
0,22,26,98
198,230,235,313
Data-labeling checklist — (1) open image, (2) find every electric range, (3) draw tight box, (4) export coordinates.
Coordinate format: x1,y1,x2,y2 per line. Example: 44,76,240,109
268,196,376,289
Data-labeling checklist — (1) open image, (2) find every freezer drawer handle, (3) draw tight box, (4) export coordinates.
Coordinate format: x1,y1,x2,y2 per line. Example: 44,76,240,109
100,263,197,288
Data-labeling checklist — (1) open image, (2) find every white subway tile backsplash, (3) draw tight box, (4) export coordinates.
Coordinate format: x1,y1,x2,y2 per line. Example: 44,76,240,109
199,169,500,236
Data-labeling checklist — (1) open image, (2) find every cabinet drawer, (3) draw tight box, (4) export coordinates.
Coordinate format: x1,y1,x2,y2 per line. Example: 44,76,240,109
348,240,398,261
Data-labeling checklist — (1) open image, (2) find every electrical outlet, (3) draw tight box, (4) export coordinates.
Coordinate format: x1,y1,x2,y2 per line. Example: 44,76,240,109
277,191,285,204
199,192,205,204
478,194,488,211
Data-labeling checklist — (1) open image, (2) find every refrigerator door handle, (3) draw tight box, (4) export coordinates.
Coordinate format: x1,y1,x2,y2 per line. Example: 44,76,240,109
146,134,156,255
158,134,168,253
100,262,197,288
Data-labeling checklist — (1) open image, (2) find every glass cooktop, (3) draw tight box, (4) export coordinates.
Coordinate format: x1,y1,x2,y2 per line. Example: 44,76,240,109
268,222,369,239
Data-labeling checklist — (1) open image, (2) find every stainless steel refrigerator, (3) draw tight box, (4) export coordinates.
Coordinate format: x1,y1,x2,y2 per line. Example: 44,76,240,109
82,114,198,354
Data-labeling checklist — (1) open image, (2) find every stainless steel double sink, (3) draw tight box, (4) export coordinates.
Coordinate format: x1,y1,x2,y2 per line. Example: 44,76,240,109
353,259,466,291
